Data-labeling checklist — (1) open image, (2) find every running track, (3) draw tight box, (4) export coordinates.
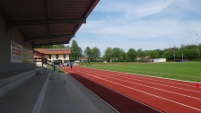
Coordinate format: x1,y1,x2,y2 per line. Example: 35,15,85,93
61,66,201,113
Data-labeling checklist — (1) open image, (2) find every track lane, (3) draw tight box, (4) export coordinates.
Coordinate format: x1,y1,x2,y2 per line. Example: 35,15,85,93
62,66,201,113
78,67,201,92
80,67,198,88
77,67,201,99
65,69,163,113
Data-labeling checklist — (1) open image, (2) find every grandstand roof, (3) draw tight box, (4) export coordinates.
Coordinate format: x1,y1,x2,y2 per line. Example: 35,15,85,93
0,0,99,47
34,48,71,55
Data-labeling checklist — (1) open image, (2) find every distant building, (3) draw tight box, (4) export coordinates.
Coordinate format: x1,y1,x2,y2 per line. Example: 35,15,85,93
34,48,71,65
136,56,151,62
79,56,87,62
153,58,166,63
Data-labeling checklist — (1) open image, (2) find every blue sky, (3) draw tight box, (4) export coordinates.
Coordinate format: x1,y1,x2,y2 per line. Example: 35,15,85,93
70,0,201,56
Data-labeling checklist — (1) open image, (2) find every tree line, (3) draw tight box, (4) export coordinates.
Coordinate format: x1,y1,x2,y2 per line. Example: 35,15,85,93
38,40,201,62
103,45,201,62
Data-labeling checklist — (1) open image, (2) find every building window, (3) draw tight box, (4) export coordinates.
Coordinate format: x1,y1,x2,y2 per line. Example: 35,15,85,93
63,54,66,59
49,55,51,59
56,55,58,59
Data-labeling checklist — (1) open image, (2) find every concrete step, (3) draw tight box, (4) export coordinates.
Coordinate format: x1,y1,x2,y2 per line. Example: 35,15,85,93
0,67,44,97
40,72,117,113
0,69,51,113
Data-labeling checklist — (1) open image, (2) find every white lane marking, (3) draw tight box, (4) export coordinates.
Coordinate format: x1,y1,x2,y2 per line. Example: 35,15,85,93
86,67,198,88
75,69,201,112
95,73,201,101
93,66,201,79
119,73,196,87
115,74,201,94
88,69,201,94
114,68,201,79
77,69,201,100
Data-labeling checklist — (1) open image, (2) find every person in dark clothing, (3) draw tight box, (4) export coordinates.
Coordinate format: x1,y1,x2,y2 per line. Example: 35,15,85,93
69,61,73,69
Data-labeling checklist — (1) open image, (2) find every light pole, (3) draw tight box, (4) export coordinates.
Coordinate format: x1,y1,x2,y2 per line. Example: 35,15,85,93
196,34,198,48
53,45,55,62
53,45,55,71
181,50,183,61
77,49,79,60
196,34,200,59
72,50,79,61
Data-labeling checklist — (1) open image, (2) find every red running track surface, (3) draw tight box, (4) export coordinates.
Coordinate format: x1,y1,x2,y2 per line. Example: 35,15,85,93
61,66,201,113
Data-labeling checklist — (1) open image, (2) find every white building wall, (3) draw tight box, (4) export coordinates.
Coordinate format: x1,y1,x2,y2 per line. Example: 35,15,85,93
58,55,63,60
153,58,166,63
44,54,70,63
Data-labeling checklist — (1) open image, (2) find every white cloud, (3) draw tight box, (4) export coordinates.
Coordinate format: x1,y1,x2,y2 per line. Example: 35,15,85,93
74,0,201,55
127,0,173,17
95,0,173,18
82,18,201,39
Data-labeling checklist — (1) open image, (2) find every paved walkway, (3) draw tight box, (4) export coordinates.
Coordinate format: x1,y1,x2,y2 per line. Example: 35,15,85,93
0,69,117,113
41,72,117,113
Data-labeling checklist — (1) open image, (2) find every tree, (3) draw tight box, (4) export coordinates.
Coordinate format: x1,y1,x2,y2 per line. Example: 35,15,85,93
70,40,82,60
154,49,163,58
84,47,91,61
101,44,201,62
91,47,101,61
180,45,197,60
78,47,82,59
126,48,137,62
54,44,65,48
118,48,126,62
137,49,144,57
65,45,70,49
112,47,125,62
103,47,113,62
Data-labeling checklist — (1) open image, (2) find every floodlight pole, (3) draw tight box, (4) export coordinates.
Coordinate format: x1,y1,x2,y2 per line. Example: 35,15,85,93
53,45,54,61
77,49,80,60
196,34,198,49
179,49,183,62
196,34,200,59
181,50,183,61
53,45,55,71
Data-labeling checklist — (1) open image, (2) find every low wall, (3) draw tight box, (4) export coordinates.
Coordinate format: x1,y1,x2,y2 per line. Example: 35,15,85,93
0,67,44,97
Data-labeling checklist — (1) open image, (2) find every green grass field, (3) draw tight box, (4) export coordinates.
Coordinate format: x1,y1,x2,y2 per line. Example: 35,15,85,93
79,62,201,82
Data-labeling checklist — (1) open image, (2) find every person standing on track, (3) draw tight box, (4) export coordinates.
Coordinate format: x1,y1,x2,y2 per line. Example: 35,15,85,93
69,61,73,70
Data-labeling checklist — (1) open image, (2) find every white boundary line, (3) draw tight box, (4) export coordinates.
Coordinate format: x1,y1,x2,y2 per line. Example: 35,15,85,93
88,69,201,93
72,69,164,113
80,72,201,112
116,68,201,79
116,74,201,93
93,72,201,101
89,67,198,86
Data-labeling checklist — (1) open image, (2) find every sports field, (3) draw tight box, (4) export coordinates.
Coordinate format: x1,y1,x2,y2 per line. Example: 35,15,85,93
80,62,201,82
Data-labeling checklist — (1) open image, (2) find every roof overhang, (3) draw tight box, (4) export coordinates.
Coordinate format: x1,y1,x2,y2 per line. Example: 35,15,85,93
0,0,99,47
34,48,71,55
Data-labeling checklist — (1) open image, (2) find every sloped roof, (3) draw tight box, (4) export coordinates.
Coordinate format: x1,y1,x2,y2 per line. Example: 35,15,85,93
0,0,99,47
34,48,71,55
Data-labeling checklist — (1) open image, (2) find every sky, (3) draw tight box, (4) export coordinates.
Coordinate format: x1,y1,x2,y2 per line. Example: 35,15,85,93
69,0,201,56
